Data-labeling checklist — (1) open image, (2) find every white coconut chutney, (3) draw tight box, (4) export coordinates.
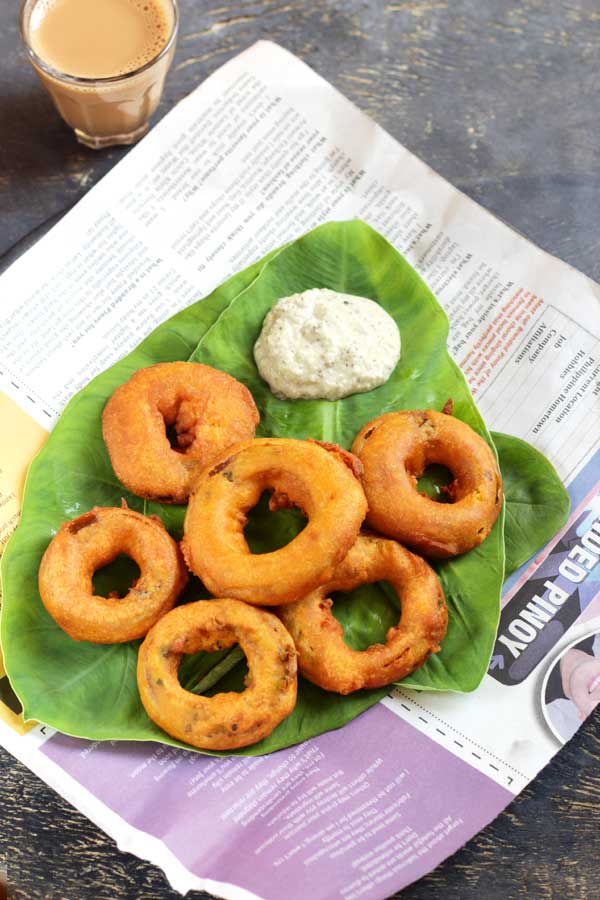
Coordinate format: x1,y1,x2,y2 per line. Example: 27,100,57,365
253,288,401,401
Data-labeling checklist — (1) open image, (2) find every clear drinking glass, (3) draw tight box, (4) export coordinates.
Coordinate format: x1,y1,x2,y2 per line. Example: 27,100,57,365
20,0,179,149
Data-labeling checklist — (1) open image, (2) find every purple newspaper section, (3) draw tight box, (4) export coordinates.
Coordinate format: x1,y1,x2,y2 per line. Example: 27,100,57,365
42,704,511,899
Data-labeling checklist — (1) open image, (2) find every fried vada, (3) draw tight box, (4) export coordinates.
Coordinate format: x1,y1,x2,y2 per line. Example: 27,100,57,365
137,598,297,750
38,505,188,643
102,362,259,504
352,409,502,557
278,534,447,693
182,438,368,605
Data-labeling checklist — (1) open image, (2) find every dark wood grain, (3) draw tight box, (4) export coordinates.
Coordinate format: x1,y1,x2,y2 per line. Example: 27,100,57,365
2,0,600,279
1,1,599,899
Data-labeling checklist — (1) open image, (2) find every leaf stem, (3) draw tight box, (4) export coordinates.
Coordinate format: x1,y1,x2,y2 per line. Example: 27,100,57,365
185,647,245,695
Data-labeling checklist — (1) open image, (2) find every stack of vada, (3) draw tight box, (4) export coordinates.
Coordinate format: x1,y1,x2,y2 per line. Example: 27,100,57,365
38,361,502,751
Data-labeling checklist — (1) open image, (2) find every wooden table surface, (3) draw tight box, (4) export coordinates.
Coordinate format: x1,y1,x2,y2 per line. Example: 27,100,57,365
1,1,599,898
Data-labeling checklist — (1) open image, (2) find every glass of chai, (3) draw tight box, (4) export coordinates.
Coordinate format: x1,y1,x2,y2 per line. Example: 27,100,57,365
20,0,179,149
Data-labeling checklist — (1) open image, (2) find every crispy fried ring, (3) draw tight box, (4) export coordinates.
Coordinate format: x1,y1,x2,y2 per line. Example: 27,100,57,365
278,534,447,694
352,410,503,558
38,506,188,643
182,438,368,606
137,598,297,750
102,362,259,504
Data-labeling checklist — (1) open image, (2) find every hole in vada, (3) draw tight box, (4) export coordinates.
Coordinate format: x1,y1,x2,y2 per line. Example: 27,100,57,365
165,421,182,451
330,581,400,651
417,464,453,502
244,491,307,554
92,554,141,599
161,397,200,455
179,644,248,695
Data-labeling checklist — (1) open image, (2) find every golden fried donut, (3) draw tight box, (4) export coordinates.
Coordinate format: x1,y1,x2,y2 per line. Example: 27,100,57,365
102,362,259,504
137,598,297,750
352,410,502,557
38,506,188,643
182,438,368,606
278,533,447,693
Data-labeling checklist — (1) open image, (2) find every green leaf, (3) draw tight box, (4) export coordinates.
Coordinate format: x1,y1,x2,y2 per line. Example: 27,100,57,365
0,220,515,755
492,431,570,575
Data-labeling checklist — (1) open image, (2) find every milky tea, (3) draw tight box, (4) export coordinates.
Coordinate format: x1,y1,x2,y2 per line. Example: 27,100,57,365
21,0,178,148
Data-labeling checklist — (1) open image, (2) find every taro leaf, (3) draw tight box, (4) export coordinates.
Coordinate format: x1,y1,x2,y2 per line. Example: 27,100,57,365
492,431,570,575
3,221,563,757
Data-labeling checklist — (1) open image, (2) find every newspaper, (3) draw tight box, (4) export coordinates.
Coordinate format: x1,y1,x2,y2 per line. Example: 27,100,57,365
1,40,599,900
